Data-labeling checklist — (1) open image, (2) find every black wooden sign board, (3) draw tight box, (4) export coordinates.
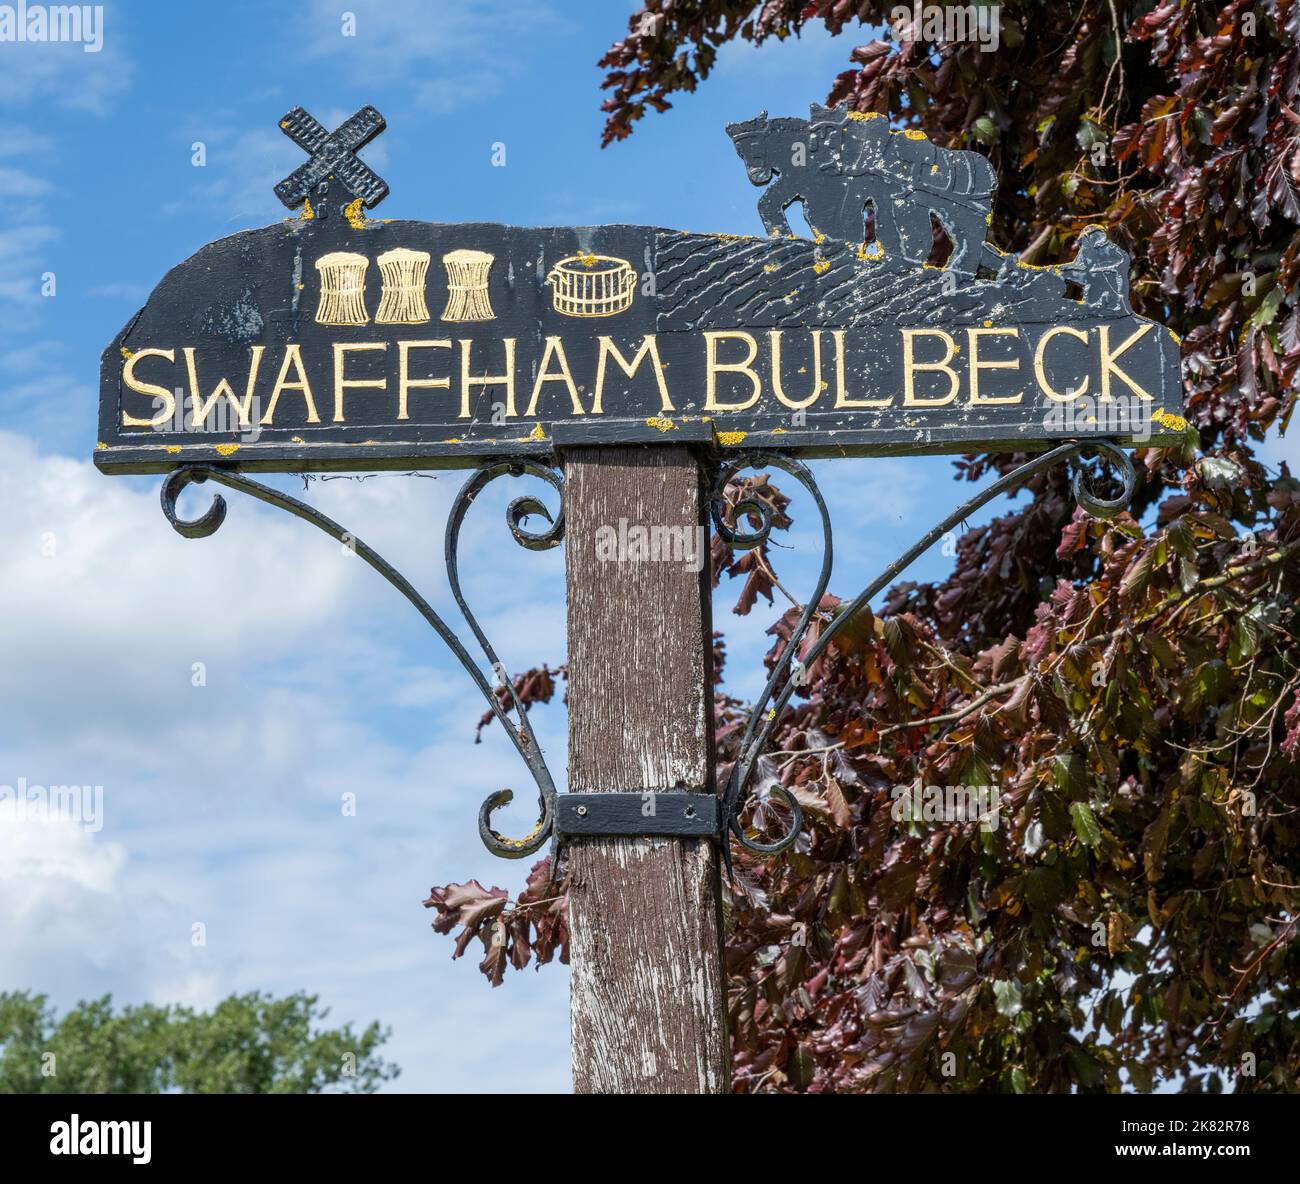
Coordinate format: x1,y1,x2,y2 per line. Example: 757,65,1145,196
96,106,1185,474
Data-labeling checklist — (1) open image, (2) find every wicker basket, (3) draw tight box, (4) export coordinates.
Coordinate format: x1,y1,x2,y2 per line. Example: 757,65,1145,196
546,254,636,317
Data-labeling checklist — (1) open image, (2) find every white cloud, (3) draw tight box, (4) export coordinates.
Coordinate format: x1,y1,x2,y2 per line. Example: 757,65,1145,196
161,125,305,226
0,166,51,201
0,430,571,1089
0,129,60,331
300,0,569,114
0,816,124,898
88,281,149,302
0,128,54,160
0,3,133,113
166,109,394,227
713,19,865,86
0,223,59,307
0,123,60,361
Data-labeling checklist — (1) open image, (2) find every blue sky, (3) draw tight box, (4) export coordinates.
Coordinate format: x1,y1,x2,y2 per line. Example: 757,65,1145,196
2,0,1294,1094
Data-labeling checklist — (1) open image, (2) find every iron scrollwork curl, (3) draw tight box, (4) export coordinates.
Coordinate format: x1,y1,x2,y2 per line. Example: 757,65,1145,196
711,439,1138,877
161,461,565,860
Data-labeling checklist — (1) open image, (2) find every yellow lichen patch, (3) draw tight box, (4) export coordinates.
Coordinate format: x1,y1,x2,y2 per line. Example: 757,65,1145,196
1152,408,1188,431
301,196,315,221
576,252,599,268
290,436,306,444
279,120,290,130
812,258,831,275
645,416,677,433
763,263,778,273
716,233,747,243
983,320,993,328
444,437,462,444
858,241,884,261
492,818,544,850
527,423,547,441
771,427,787,435
119,347,133,360
812,228,826,244
716,430,747,446
343,198,367,229
846,110,883,121
930,164,939,174
95,442,108,451
214,443,240,457
165,445,182,455
902,129,928,140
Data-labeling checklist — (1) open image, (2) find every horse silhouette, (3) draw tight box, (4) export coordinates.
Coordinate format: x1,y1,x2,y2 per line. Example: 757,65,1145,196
727,105,998,277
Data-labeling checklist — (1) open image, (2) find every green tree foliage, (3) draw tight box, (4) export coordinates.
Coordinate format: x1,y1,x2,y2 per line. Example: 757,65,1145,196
428,1,1300,1092
0,991,398,1093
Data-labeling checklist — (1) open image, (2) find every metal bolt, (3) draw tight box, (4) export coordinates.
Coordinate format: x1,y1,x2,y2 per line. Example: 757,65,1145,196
684,805,696,818
576,805,588,816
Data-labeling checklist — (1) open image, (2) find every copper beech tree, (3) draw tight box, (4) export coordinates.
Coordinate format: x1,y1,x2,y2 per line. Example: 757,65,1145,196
425,1,1300,1092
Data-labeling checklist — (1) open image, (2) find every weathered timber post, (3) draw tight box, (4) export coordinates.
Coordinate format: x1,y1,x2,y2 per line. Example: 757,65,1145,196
564,445,730,1094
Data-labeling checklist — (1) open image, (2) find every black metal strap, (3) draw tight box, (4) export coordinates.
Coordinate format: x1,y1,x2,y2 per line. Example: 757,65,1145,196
555,792,719,838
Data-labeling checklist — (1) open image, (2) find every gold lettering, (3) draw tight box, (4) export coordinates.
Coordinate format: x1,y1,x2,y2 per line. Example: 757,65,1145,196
260,345,320,424
1033,326,1090,401
966,327,1023,405
526,336,584,416
593,335,672,414
832,329,891,408
397,340,452,420
769,330,824,410
184,346,265,427
460,338,516,419
703,331,761,411
121,348,176,427
902,329,959,407
332,342,388,423
1099,323,1154,400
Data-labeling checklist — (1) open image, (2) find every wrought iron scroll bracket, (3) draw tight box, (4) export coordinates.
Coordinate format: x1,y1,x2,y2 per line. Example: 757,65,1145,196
159,438,1136,878
160,460,565,862
710,439,1138,878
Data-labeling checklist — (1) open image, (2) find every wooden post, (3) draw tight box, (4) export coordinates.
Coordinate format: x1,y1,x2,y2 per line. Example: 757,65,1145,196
563,445,729,1094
